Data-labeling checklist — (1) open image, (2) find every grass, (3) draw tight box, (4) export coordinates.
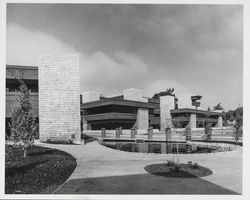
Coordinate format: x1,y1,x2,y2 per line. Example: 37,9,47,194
5,145,77,194
145,163,213,178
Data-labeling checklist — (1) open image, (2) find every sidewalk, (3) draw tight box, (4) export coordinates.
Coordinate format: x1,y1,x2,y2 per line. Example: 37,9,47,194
37,140,242,194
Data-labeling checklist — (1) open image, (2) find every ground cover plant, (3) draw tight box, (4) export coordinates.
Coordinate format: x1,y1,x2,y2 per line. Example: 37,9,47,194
5,145,77,194
145,161,213,178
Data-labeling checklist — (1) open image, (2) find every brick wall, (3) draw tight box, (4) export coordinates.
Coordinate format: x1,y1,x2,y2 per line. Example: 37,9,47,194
38,52,81,143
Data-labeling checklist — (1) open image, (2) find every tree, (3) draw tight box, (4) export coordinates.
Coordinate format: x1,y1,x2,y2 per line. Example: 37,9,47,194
234,107,243,143
204,112,212,140
9,74,38,157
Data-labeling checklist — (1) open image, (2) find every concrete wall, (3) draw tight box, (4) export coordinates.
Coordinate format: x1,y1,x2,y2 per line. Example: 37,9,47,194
38,52,81,143
123,88,148,103
216,116,223,128
136,108,149,129
189,113,197,129
160,95,175,130
82,91,100,104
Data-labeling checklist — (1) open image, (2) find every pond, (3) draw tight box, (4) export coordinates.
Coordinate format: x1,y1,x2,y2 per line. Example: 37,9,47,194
100,141,233,154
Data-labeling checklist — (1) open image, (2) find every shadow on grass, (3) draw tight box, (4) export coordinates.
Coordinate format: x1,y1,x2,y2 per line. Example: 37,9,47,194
55,173,239,194
6,160,47,177
28,149,57,156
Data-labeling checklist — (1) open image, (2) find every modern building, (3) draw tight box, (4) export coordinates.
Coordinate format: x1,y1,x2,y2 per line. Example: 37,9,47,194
6,65,223,136
6,65,39,136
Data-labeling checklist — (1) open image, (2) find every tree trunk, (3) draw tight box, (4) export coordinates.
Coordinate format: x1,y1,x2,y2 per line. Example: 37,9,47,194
23,148,27,157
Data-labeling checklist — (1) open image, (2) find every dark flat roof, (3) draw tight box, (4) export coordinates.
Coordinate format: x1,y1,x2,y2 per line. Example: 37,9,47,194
81,98,159,109
170,108,222,116
6,65,38,70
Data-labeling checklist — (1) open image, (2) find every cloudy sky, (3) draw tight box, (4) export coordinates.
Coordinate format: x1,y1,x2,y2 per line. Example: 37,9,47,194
6,4,243,110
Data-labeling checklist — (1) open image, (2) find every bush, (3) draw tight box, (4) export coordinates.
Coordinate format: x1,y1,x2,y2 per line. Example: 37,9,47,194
46,139,73,144
166,160,175,166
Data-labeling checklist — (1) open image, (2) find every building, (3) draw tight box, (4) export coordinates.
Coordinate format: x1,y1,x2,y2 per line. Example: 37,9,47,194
6,65,223,136
6,65,39,136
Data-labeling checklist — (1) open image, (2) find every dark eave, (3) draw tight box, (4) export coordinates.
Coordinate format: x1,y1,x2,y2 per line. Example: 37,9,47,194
170,108,222,116
85,113,137,121
6,65,38,70
81,98,158,109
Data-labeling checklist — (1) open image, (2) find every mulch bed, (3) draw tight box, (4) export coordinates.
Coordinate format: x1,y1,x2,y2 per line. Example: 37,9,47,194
5,145,77,194
145,163,213,178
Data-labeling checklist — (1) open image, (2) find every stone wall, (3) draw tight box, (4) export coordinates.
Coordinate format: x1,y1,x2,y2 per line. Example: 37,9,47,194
160,95,175,130
38,52,81,143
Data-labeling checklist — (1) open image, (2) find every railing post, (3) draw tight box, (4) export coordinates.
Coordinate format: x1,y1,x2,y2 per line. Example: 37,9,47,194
119,127,123,135
148,127,153,139
185,127,191,141
186,144,192,153
116,128,120,138
131,128,136,139
165,127,171,141
101,128,106,138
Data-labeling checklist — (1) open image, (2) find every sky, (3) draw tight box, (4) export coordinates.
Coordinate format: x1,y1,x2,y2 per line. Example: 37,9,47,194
6,4,243,111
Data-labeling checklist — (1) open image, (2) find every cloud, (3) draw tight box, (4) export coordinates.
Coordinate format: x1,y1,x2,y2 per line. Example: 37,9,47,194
6,4,243,110
7,23,77,66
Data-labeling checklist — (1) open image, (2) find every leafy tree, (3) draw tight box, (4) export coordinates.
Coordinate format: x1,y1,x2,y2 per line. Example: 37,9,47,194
235,107,243,143
204,112,212,140
9,74,38,157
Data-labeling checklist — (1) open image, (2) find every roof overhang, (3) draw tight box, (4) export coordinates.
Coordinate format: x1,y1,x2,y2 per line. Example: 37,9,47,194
170,108,222,116
81,98,158,109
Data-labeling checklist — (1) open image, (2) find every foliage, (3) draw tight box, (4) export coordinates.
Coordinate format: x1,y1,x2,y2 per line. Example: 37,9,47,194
166,159,175,166
204,112,212,140
235,108,243,142
187,161,199,169
214,103,223,110
222,107,243,126
9,74,38,157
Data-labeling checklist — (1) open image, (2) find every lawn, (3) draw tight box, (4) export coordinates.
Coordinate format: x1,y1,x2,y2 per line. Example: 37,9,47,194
5,145,77,194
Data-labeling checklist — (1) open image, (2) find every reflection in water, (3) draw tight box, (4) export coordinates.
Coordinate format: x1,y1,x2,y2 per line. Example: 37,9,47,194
101,141,223,154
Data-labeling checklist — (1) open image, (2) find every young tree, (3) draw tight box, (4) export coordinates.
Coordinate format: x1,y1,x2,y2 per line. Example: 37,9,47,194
9,74,38,157
204,112,212,140
234,107,243,143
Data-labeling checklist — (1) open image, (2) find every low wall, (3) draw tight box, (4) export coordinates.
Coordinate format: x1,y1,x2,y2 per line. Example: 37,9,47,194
83,127,239,142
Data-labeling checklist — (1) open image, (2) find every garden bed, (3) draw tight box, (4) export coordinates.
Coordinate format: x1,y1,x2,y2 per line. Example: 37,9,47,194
5,145,77,194
145,162,213,178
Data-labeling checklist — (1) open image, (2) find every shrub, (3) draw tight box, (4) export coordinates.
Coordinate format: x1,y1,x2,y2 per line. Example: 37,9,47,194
166,160,174,166
187,161,193,165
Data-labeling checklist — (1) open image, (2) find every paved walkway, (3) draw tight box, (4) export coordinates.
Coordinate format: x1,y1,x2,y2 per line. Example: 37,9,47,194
36,140,242,194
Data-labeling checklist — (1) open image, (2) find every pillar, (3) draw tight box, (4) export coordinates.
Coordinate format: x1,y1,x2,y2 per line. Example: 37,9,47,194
38,52,81,144
190,113,197,129
148,127,153,139
160,95,175,131
136,108,149,129
216,116,223,128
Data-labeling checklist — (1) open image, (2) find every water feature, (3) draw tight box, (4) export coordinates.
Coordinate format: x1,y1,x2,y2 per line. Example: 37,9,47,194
100,141,233,154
